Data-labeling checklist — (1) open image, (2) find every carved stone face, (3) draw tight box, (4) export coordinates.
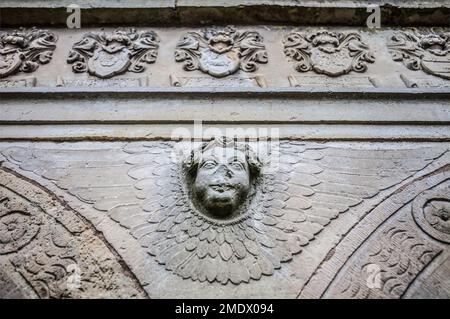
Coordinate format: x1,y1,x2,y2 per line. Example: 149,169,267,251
192,146,251,219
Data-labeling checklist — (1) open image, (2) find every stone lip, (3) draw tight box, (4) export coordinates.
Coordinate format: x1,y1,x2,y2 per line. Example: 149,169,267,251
1,86,450,98
0,1,449,26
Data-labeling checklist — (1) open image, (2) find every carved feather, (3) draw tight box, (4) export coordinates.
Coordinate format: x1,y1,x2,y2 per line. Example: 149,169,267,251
1,142,446,285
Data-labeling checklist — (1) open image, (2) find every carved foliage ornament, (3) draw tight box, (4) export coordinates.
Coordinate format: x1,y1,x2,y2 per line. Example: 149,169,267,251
0,28,57,78
388,29,450,80
67,29,160,79
283,31,375,77
175,27,268,78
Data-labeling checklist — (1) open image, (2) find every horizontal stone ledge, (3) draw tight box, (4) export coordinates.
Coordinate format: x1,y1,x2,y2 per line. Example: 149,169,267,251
1,87,450,99
1,90,449,124
0,1,449,26
2,1,448,9
1,124,449,141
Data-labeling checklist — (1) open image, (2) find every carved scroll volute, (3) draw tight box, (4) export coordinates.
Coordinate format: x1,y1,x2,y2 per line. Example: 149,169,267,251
412,190,450,243
67,28,160,79
388,29,450,80
0,194,41,255
283,31,375,77
174,27,268,78
0,28,57,78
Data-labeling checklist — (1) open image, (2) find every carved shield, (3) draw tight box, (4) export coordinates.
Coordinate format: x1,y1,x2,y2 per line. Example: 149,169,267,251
310,48,354,77
175,28,267,78
198,49,240,78
87,48,131,79
421,51,450,80
0,52,22,78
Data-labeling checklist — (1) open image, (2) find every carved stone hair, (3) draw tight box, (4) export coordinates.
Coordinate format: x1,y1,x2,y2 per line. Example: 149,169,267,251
182,137,263,177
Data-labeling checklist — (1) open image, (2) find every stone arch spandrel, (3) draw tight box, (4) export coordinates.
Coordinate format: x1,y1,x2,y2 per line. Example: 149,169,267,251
0,167,148,299
300,161,450,299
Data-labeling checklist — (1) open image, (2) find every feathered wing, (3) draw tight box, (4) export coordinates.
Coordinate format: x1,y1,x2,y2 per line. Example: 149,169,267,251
1,142,446,285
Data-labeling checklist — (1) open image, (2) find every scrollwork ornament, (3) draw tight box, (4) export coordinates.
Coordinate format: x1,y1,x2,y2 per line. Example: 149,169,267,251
174,27,268,78
388,29,450,80
0,28,57,78
67,28,160,79
412,189,450,243
283,30,375,77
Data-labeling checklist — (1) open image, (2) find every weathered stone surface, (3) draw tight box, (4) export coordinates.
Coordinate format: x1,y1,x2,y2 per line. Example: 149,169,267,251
1,1,449,27
67,29,159,79
0,27,449,89
0,140,449,298
0,28,57,78
0,166,147,298
1,1,449,300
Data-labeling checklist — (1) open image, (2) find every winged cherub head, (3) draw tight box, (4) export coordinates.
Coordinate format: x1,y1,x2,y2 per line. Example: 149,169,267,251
183,137,262,222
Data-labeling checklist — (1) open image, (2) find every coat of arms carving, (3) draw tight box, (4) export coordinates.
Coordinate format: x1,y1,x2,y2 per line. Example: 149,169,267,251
174,27,268,78
388,30,450,80
0,28,57,78
283,31,375,77
67,29,160,79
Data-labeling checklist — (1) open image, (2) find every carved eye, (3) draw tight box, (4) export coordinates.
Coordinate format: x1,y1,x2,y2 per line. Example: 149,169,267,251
229,161,245,170
201,161,217,169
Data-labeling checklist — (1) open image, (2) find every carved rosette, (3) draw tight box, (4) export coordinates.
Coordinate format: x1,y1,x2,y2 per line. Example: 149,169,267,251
0,28,57,78
283,31,375,77
388,30,450,80
0,196,41,255
67,29,160,79
412,190,450,243
174,27,268,78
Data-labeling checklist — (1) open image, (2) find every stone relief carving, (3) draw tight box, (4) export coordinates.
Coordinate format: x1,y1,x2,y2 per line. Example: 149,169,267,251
67,29,159,79
0,168,146,298
283,31,375,77
2,141,446,288
338,221,442,299
412,189,450,243
0,197,40,255
302,162,450,299
174,27,268,78
388,30,450,80
0,28,57,78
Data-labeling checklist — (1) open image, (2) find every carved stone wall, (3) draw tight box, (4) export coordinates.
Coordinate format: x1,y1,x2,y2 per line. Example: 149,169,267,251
0,0,449,299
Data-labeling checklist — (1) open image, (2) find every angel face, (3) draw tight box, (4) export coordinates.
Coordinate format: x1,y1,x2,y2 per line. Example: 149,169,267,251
192,146,251,219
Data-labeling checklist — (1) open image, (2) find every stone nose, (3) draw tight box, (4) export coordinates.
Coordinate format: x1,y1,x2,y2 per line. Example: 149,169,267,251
216,164,233,178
